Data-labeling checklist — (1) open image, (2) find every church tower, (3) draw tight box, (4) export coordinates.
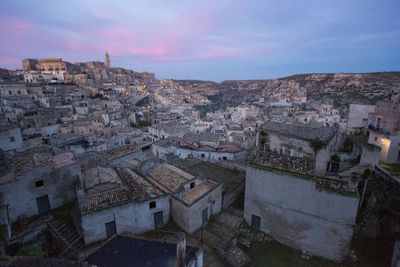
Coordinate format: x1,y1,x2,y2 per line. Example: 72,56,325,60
105,51,111,68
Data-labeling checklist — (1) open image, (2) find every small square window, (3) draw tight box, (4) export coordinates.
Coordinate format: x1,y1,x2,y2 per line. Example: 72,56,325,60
190,182,195,189
9,136,15,143
149,201,156,209
35,180,44,187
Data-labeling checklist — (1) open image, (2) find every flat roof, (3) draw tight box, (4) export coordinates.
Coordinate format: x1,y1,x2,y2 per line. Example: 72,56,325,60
86,236,197,267
185,181,216,205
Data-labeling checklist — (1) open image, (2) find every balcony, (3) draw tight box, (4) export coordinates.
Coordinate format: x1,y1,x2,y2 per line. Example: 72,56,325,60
368,125,392,136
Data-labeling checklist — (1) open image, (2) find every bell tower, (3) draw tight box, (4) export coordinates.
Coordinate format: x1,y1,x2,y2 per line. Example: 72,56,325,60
105,51,111,68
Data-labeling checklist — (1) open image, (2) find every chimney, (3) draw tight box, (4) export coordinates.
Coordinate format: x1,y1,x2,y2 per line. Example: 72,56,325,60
176,232,186,267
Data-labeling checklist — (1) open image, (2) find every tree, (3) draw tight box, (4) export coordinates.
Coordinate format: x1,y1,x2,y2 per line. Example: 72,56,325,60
310,138,324,178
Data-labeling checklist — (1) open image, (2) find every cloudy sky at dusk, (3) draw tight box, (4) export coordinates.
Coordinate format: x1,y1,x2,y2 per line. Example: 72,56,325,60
1,0,399,81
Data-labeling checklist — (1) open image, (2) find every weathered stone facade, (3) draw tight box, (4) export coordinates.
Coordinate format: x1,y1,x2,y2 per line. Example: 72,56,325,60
244,166,359,261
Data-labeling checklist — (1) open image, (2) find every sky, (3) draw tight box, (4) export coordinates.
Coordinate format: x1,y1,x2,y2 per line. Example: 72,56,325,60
0,0,400,81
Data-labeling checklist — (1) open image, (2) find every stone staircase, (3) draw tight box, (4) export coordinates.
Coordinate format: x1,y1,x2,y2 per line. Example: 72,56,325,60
48,219,85,260
193,208,250,266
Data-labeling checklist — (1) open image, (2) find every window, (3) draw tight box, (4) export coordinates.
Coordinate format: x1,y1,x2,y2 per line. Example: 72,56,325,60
251,215,261,230
35,180,44,187
190,182,195,189
201,154,205,158
374,137,378,142
149,201,156,209
105,221,116,238
8,90,12,95
9,136,15,143
18,90,21,95
223,156,227,160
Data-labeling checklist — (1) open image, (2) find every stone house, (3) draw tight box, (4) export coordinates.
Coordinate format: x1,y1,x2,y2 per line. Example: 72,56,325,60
347,104,375,135
76,167,170,245
0,150,80,223
0,83,28,97
145,163,222,234
368,101,400,163
244,160,359,261
162,136,247,163
258,121,340,176
0,127,22,151
148,123,191,141
151,137,175,160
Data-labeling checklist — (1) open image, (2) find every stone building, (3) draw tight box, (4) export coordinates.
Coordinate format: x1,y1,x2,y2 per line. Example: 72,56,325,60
145,163,222,234
368,101,400,163
0,127,22,151
258,121,340,176
0,83,28,97
76,167,170,245
0,150,80,223
347,104,375,135
244,161,359,261
105,51,111,68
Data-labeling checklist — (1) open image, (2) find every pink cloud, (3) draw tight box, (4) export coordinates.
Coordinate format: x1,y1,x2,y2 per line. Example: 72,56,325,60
0,55,20,68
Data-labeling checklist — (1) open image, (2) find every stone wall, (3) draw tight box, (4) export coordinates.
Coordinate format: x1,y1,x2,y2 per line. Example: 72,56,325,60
222,181,245,210
0,163,81,222
244,166,359,261
252,152,314,176
347,104,375,133
360,143,381,167
81,195,170,244
171,185,222,234
0,128,22,151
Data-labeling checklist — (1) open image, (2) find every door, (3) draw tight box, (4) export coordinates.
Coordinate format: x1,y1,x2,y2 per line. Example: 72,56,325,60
251,215,261,230
105,221,116,238
154,211,163,228
36,195,50,214
202,207,208,225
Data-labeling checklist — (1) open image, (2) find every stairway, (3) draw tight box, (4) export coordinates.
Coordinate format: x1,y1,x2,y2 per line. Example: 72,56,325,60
48,219,85,260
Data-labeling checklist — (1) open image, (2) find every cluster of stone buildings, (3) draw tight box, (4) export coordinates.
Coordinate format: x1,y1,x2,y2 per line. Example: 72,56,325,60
0,55,399,265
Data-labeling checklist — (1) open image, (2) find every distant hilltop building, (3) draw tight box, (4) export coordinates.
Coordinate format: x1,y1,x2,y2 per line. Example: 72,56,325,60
105,51,111,68
21,58,78,82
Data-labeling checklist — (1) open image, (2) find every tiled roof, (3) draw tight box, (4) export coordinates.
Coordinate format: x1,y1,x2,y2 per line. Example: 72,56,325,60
118,168,164,201
101,144,139,160
147,164,194,193
261,121,337,144
13,152,76,176
83,167,122,189
182,132,220,143
81,188,130,213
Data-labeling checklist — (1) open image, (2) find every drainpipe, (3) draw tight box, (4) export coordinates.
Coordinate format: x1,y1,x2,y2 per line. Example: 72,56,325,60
359,178,374,208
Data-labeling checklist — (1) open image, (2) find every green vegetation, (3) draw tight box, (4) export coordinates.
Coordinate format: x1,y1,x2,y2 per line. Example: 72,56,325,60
248,240,339,267
194,104,220,118
331,154,340,162
138,120,151,127
89,93,109,100
379,163,400,176
341,137,354,153
17,245,44,257
52,201,74,220
182,157,244,192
